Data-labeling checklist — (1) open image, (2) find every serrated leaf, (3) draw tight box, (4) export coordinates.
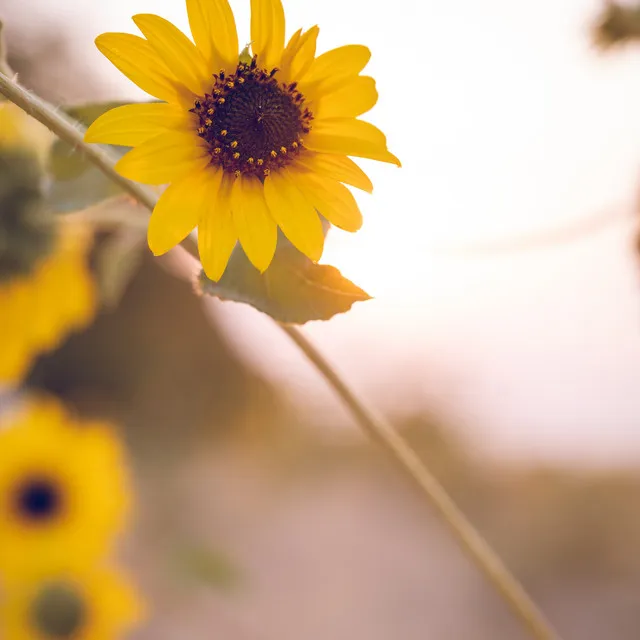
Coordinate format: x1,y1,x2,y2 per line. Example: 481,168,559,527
47,101,134,213
199,235,371,323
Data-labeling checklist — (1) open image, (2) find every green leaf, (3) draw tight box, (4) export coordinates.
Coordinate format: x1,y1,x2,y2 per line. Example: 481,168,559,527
199,235,371,324
47,101,133,213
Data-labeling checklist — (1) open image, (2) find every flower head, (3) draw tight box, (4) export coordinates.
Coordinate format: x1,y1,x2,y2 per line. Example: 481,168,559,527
0,396,131,577
86,0,400,280
0,564,144,640
0,225,95,385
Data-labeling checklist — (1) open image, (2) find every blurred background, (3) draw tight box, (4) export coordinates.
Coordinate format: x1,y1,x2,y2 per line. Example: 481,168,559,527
2,0,640,637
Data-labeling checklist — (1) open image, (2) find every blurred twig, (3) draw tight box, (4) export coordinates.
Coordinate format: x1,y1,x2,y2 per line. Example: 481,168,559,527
0,69,561,640
0,22,12,77
593,0,640,49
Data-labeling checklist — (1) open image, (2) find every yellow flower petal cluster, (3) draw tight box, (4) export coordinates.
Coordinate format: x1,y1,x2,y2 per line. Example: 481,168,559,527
0,396,144,638
0,102,53,166
86,0,400,281
0,224,95,385
0,565,144,640
0,396,131,576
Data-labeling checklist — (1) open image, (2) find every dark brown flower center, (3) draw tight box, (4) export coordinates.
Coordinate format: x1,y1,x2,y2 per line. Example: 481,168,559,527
193,56,313,178
30,582,87,639
13,475,63,523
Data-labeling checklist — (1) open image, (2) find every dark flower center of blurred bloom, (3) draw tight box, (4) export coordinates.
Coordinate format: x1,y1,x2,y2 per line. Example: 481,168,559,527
193,56,313,179
14,475,63,523
30,582,87,639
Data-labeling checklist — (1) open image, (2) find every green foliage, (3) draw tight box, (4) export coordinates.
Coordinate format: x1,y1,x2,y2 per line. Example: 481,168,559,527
199,235,371,323
47,102,131,213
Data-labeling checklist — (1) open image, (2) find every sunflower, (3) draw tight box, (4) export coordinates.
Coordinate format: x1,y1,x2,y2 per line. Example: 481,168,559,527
0,564,144,640
0,396,131,577
0,224,95,385
85,0,400,281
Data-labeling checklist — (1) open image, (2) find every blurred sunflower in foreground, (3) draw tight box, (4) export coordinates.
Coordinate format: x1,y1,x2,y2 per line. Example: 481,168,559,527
86,0,400,281
0,103,95,385
0,396,131,577
0,564,143,640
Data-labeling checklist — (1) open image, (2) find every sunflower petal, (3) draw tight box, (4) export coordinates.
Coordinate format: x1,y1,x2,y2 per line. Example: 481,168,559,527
198,176,238,281
314,76,378,119
95,33,183,103
115,131,210,185
263,171,324,261
293,171,363,232
132,14,210,96
148,168,222,255
300,45,370,91
251,0,286,70
304,118,401,166
186,0,238,72
84,103,192,146
294,152,373,193
288,26,320,80
231,175,277,272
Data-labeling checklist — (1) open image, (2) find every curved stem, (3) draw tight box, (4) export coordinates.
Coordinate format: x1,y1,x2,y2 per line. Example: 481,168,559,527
0,71,156,210
279,324,559,639
0,70,560,640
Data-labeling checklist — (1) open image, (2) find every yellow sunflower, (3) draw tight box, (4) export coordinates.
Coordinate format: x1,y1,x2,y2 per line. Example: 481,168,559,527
0,564,144,640
0,224,95,384
85,0,400,281
0,396,131,577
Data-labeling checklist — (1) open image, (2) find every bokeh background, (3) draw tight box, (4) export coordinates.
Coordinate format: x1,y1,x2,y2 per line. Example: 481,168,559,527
2,0,640,637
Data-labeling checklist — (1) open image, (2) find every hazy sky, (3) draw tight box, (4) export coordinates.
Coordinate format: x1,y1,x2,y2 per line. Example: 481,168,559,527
10,0,640,465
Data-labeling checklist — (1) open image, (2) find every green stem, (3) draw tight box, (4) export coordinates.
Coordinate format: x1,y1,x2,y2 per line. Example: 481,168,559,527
0,70,560,640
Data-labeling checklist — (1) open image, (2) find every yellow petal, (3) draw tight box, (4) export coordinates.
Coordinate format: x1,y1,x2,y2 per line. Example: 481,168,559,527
84,103,192,146
132,14,210,96
95,33,184,104
186,0,238,72
231,175,277,272
293,170,363,232
148,167,222,255
293,152,373,193
263,170,324,261
251,0,286,70
314,76,378,119
304,118,401,166
280,28,302,70
198,175,238,281
288,26,320,81
115,131,210,184
300,45,370,92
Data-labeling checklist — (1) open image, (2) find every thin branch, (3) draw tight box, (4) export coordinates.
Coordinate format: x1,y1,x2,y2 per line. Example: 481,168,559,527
0,71,156,210
279,324,559,639
0,69,561,640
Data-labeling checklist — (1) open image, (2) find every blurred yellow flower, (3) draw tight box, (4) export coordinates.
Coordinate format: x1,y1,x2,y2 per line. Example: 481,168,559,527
86,0,400,281
0,102,53,166
0,396,131,577
0,224,95,385
0,564,144,640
